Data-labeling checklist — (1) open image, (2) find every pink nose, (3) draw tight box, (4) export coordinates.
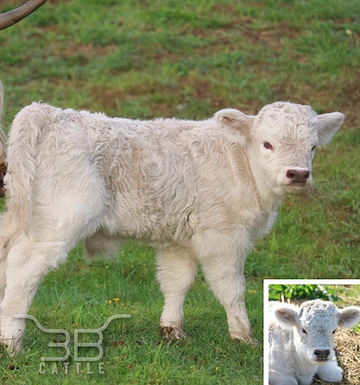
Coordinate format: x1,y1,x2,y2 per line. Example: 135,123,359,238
286,169,310,184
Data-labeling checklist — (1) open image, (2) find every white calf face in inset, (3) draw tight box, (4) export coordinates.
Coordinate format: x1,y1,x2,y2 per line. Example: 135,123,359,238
274,300,360,365
296,302,339,363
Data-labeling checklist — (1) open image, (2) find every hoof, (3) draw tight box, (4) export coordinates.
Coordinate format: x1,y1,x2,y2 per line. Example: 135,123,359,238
231,334,260,345
0,342,8,357
160,325,186,342
0,337,22,356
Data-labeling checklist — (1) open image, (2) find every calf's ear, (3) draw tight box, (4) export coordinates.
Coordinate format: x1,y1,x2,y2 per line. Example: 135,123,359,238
338,306,360,328
274,306,298,329
317,112,344,146
215,108,255,141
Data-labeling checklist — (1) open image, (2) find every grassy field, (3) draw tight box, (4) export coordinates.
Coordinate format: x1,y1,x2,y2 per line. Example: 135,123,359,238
0,0,360,384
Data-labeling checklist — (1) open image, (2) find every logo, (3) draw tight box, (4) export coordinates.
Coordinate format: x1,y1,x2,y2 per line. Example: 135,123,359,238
15,313,131,374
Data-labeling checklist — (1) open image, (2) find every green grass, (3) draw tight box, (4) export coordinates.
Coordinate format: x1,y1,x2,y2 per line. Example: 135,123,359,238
0,0,360,383
268,284,340,302
0,243,263,384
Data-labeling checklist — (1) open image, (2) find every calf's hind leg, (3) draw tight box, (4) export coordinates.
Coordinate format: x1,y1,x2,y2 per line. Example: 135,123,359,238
0,232,79,353
0,197,103,353
0,212,23,332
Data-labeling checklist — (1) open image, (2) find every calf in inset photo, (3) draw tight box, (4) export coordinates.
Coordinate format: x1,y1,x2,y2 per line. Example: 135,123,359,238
0,79,344,352
269,300,360,385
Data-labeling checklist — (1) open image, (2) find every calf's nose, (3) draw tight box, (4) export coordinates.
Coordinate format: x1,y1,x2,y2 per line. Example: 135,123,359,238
286,169,310,184
314,349,330,359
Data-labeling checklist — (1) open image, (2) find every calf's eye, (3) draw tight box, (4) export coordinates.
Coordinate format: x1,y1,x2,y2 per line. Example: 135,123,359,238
332,329,336,334
302,328,308,335
263,141,273,150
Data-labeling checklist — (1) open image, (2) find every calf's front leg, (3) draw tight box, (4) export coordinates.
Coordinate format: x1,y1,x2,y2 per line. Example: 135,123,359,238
269,373,298,385
194,230,259,344
156,246,198,341
316,358,343,383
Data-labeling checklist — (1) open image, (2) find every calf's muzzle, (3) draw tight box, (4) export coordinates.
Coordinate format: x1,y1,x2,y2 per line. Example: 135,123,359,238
286,168,310,184
314,349,331,361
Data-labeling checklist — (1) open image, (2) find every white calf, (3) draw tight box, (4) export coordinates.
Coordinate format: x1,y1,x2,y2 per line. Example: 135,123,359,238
269,300,360,385
0,94,344,352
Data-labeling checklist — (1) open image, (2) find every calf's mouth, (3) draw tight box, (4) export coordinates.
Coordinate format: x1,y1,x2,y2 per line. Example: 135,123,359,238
315,357,329,362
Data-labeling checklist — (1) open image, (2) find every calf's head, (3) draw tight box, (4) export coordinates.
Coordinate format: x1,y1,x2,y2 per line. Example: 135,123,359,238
215,102,344,195
274,300,360,364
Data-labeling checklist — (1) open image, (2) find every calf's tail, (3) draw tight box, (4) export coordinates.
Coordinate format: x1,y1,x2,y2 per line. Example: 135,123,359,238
6,102,53,232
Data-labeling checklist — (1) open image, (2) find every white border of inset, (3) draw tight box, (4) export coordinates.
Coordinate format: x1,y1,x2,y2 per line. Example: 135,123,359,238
263,279,360,385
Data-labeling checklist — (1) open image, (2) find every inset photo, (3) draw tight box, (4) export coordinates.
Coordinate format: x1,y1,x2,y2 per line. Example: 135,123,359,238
264,280,360,385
